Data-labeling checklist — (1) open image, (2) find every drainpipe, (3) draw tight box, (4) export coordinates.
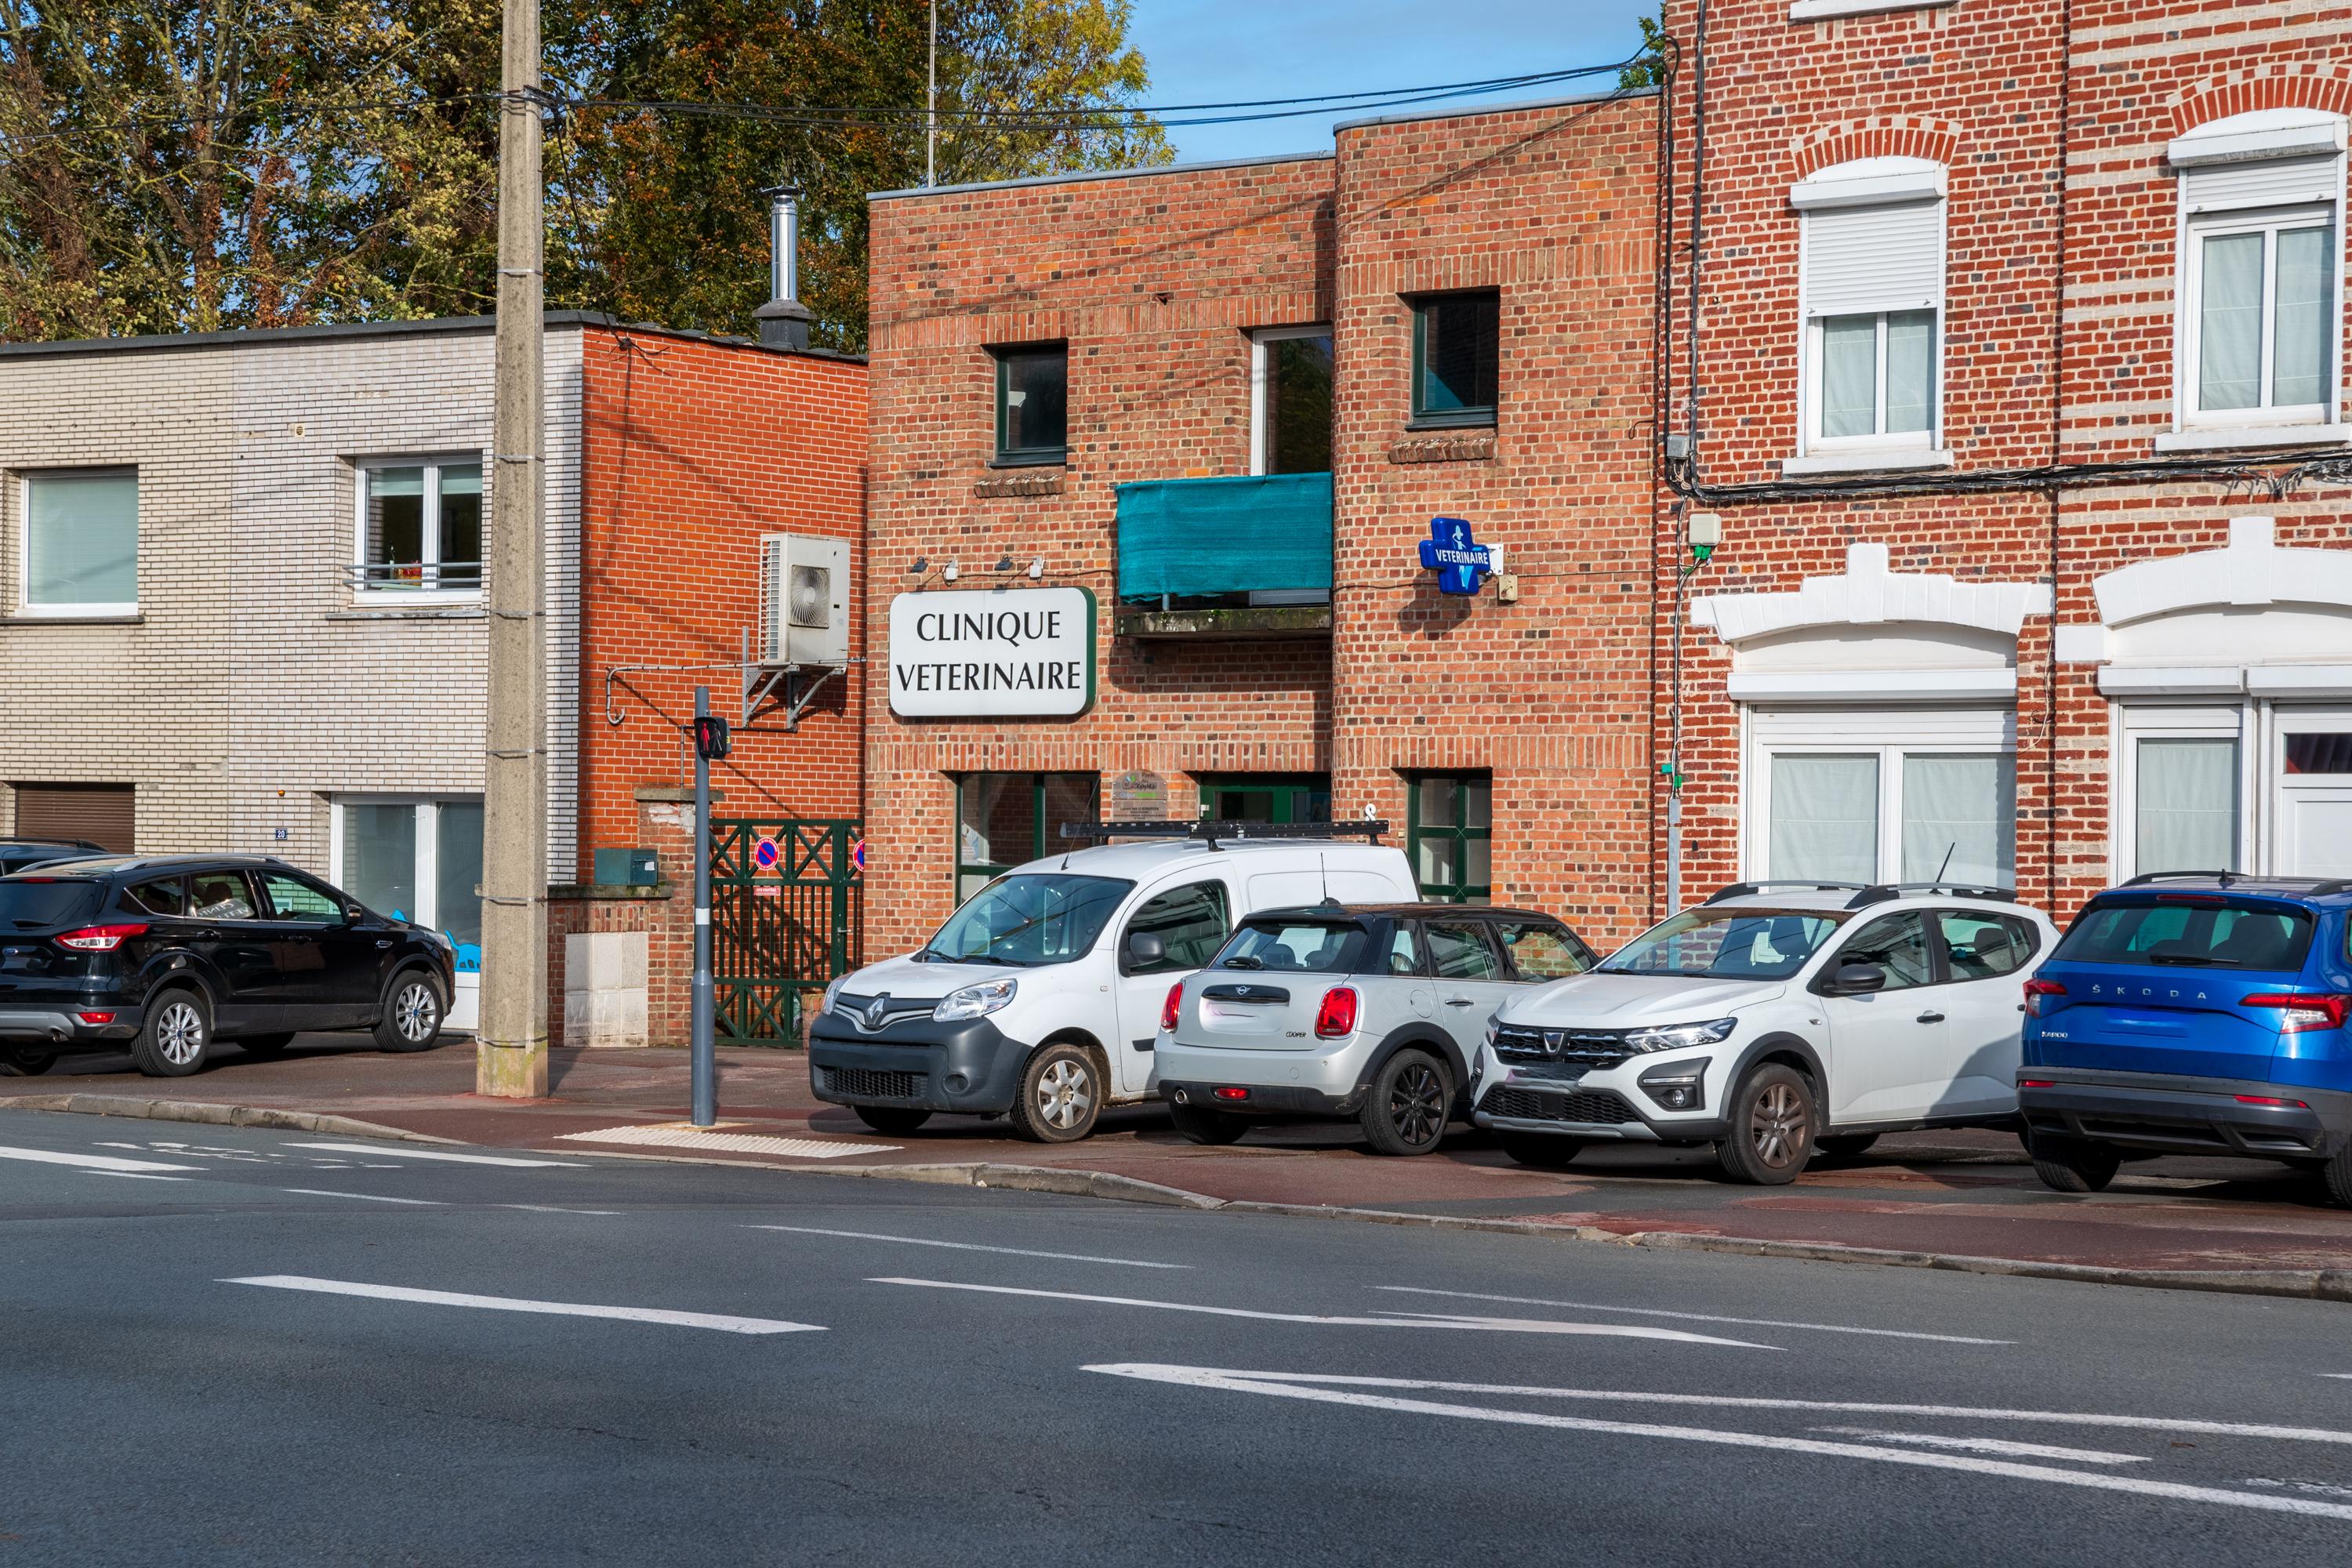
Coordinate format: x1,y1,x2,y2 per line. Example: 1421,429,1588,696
754,184,815,351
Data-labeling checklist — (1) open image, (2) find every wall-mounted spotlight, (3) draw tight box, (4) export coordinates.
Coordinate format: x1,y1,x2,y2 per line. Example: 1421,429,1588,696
907,556,929,575
994,554,1016,574
1026,558,1044,580
942,561,960,583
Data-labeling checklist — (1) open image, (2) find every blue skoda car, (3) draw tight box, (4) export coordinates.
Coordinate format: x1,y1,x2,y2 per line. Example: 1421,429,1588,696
2019,874,2352,1205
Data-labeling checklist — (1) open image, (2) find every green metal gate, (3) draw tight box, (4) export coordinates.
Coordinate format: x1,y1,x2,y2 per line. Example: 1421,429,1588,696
709,818,863,1047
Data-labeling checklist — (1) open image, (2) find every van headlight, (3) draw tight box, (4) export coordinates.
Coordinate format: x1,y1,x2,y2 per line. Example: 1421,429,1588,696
1624,1018,1737,1054
935,978,1018,1022
821,976,850,1017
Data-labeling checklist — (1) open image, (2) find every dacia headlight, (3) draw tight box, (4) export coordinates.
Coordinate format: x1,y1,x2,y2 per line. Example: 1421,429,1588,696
935,978,1018,1022
821,976,849,1017
1624,1018,1737,1054
1484,1018,1501,1049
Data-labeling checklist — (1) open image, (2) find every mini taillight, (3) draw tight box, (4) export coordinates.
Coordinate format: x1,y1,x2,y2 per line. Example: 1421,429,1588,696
2234,1093,2311,1109
2022,978,2065,1018
2239,993,2352,1033
1160,982,1185,1033
55,924,147,953
74,1011,116,1025
1312,985,1359,1039
1212,1086,1250,1102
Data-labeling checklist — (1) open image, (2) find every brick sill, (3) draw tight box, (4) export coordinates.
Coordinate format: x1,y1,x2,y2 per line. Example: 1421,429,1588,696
549,881,674,900
987,453,1068,470
327,607,488,622
1113,604,1334,641
1779,448,1953,477
0,614,143,626
2153,425,2349,455
1789,0,1953,19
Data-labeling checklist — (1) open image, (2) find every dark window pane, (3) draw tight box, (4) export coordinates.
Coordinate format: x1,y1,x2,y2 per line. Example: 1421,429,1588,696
1417,294,1499,417
2285,734,2352,775
439,463,483,588
959,775,1033,870
2056,898,2314,971
1265,335,1333,474
998,347,1068,458
365,466,426,582
1426,923,1503,980
1042,773,1099,857
123,877,186,918
1126,881,1230,974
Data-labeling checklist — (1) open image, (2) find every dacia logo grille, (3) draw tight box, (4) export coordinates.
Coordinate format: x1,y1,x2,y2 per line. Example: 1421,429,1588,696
1543,1031,1566,1054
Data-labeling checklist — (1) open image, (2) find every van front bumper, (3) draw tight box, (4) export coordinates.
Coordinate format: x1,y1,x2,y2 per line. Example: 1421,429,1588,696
2019,1067,2352,1161
807,1016,1029,1115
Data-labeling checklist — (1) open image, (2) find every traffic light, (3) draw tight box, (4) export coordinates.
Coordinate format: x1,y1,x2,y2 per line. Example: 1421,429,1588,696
693,714,731,760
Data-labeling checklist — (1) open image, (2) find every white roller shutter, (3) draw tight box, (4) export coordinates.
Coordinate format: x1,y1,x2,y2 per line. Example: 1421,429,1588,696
2181,154,2339,215
1802,200,1943,318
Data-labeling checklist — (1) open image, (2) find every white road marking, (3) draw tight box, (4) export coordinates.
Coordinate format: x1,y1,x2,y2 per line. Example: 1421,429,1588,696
1809,1427,2148,1465
869,1279,1771,1347
1375,1285,2013,1345
2249,1478,2352,1501
83,1171,192,1182
2325,1374,2352,1381
0,1145,199,1173
1081,1369,2352,1447
281,1143,580,1168
281,1189,445,1206
506,1205,622,1216
754,1225,1189,1269
222,1276,823,1335
1087,1367,2352,1523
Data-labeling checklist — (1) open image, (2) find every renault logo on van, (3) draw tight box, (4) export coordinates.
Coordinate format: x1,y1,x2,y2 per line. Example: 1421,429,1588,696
862,993,893,1030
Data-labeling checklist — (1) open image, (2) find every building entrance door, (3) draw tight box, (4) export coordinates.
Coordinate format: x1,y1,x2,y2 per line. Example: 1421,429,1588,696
2273,714,2352,877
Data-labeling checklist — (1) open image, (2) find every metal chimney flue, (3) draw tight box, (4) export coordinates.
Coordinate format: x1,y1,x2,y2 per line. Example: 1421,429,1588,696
754,183,815,351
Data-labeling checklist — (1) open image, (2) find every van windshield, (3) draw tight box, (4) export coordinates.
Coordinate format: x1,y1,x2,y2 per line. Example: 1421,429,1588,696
2054,898,2315,971
922,874,1134,967
1599,906,1846,980
0,879,103,931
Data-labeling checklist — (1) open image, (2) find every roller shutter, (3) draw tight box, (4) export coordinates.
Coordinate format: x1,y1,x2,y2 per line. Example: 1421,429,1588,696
11,783,136,852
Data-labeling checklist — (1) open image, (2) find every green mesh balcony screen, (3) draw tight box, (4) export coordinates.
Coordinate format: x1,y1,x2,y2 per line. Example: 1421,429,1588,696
1113,473,1334,601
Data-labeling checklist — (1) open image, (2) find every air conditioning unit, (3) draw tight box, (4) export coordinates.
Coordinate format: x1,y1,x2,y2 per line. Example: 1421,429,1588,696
760,533,849,666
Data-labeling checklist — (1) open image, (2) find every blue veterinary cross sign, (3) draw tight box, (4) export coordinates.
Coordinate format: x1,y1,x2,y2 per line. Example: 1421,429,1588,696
1418,516,1494,596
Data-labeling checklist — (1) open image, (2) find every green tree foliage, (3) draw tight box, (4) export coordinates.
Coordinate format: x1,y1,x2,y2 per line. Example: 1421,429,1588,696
0,0,1165,347
1618,8,1665,90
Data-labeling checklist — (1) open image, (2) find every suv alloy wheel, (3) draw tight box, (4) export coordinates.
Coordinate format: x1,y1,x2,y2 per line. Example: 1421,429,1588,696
374,972,445,1053
1716,1063,1817,1185
132,991,212,1078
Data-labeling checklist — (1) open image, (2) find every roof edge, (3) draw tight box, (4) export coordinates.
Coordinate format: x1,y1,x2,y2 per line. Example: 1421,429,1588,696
1333,82,1659,135
870,149,1334,203
0,310,866,365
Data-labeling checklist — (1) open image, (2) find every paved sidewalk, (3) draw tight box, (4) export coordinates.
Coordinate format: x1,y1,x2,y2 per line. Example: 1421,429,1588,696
10,1036,2352,1280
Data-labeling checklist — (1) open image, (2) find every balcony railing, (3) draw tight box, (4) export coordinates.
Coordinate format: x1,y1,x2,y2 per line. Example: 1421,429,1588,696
344,561,484,594
1113,473,1333,637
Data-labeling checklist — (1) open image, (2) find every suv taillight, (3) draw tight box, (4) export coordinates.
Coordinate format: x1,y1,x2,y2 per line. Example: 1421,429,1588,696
2239,993,2352,1033
55,924,148,953
1160,982,1185,1033
1312,985,1359,1039
2021,978,2064,1018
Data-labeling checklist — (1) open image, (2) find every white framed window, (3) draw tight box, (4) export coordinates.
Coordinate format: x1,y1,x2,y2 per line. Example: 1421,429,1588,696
1788,158,1949,474
18,469,137,617
2166,111,2347,448
352,456,484,601
2111,706,2250,880
1250,325,1334,477
1746,707,2016,887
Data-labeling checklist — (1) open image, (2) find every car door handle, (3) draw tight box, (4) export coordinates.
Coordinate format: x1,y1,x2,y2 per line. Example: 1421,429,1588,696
1443,995,1476,1007
376,939,394,949
1915,1010,1945,1024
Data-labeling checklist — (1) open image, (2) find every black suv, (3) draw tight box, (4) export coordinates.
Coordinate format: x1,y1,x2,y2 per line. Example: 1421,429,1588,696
0,840,107,876
0,855,456,1078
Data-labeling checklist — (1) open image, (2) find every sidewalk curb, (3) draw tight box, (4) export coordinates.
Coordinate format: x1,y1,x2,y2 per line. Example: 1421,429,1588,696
0,1094,465,1145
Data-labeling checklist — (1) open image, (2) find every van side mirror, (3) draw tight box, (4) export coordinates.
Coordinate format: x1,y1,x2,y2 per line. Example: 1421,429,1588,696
1125,931,1167,970
1829,961,1887,995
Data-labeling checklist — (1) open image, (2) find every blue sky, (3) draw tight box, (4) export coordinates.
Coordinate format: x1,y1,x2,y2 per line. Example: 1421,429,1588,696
1123,0,1653,164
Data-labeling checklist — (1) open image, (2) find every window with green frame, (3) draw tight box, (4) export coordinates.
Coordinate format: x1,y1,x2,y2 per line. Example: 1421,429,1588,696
1408,771,1491,903
1195,773,1331,826
1409,291,1500,428
953,772,1099,902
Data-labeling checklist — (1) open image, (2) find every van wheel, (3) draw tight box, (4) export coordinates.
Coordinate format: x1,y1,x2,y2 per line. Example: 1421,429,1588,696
1009,1044,1102,1143
1169,1102,1248,1145
376,972,445,1052
853,1106,931,1135
2029,1132,2121,1193
132,991,212,1078
1499,1133,1581,1169
1717,1065,1816,1185
2,1047,56,1077
238,1033,296,1058
1817,1133,1878,1159
1362,1051,1451,1156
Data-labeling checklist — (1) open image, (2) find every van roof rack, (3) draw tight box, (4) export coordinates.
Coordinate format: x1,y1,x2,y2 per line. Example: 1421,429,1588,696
1058,818,1389,851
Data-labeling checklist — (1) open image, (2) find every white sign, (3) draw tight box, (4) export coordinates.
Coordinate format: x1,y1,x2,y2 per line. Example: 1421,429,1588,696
888,587,1095,717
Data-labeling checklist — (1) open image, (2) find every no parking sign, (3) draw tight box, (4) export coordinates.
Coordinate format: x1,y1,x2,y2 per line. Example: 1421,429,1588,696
753,834,782,872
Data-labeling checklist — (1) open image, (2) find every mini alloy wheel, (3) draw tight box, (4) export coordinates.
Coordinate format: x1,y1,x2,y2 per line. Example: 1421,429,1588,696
1362,1050,1451,1156
1716,1064,1816,1185
1010,1043,1102,1143
132,993,212,1079
375,975,445,1052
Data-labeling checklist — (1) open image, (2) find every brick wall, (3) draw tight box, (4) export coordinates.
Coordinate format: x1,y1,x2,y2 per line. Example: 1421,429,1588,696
1657,0,2352,914
572,328,868,882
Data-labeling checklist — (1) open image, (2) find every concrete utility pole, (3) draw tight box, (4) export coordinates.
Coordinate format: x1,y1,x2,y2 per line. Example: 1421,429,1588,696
478,0,549,1098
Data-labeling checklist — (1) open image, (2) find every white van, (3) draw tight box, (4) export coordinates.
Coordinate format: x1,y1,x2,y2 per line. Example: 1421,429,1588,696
807,826,1416,1142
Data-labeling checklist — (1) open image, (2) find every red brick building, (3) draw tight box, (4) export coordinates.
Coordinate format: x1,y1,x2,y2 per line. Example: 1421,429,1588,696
862,91,1661,954
1657,0,2352,914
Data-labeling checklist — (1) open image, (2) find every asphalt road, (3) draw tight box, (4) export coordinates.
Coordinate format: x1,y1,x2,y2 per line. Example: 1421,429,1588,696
5,1109,2352,1566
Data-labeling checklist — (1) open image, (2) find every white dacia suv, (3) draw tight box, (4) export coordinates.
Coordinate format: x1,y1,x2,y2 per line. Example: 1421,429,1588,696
1468,882,2060,1184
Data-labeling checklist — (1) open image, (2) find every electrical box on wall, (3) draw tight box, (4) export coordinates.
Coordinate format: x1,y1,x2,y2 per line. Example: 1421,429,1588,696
760,534,850,666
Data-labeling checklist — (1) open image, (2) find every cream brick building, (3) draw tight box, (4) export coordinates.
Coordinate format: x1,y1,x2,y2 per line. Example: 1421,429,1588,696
0,316,590,1032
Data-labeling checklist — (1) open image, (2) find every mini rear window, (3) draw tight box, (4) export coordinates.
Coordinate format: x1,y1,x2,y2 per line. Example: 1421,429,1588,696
0,880,103,930
1215,920,1370,975
2056,898,2316,971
